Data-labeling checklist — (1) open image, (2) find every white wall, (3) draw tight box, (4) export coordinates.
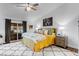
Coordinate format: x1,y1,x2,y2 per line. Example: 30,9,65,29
27,4,79,49
64,18,79,49
0,18,5,43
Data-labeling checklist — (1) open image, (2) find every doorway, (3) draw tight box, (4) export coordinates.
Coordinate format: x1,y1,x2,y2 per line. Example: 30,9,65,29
10,22,23,42
5,19,27,43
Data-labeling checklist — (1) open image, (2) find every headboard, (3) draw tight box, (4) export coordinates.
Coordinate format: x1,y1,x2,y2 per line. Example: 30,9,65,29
38,28,57,35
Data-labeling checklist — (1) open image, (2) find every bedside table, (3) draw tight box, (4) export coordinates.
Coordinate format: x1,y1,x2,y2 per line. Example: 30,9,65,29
55,36,68,48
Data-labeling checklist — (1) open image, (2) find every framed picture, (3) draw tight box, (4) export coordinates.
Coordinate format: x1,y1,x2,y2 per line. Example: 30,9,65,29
43,17,53,26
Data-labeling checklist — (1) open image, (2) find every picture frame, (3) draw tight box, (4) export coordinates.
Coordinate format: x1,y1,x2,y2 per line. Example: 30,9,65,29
43,17,53,26
29,25,33,29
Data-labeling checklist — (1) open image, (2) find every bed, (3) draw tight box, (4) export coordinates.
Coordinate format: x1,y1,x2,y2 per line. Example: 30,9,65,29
21,32,56,52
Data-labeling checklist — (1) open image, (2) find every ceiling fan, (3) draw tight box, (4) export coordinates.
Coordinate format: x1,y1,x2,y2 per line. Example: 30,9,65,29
16,3,39,11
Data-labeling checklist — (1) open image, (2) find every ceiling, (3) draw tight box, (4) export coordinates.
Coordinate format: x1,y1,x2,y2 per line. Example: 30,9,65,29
0,3,63,20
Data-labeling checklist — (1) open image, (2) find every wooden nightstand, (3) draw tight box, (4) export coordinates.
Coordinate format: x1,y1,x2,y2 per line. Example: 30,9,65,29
55,36,68,48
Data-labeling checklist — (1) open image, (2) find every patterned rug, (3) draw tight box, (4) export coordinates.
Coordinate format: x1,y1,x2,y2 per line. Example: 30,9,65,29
0,41,78,56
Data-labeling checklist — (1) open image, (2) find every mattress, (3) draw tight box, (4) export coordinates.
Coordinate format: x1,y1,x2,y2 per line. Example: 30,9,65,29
22,32,45,43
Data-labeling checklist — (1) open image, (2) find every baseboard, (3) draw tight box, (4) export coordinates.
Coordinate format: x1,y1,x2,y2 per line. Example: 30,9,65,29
54,45,78,53
67,46,78,53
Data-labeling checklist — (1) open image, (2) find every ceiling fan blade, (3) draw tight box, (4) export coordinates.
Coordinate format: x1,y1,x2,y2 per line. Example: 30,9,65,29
16,5,25,7
16,4,26,7
25,7,36,11
33,3,39,6
30,7,37,11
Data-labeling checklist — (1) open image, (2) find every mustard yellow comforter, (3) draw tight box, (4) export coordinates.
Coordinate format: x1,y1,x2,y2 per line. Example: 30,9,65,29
21,33,55,52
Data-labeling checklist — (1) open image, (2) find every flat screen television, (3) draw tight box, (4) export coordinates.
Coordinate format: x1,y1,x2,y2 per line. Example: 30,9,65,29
43,17,53,26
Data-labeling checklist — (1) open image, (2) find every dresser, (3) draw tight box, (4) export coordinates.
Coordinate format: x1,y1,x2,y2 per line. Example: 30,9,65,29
55,36,68,48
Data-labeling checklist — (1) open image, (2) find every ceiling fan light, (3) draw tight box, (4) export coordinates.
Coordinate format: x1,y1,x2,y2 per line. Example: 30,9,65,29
27,6,31,11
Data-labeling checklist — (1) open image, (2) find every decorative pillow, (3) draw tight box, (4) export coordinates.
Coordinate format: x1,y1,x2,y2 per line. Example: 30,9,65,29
43,30,48,35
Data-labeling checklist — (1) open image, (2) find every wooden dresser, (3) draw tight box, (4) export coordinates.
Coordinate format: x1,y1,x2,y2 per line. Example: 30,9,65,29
55,36,68,48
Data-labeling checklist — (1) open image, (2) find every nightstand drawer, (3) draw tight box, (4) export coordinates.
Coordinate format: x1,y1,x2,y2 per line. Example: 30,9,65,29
55,36,67,48
56,40,61,42
56,39,65,43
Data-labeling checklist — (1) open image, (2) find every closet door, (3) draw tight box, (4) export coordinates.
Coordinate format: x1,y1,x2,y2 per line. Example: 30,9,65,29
5,19,11,43
23,21,27,33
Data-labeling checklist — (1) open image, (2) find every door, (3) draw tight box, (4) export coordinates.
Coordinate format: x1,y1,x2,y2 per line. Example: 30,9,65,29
5,19,11,43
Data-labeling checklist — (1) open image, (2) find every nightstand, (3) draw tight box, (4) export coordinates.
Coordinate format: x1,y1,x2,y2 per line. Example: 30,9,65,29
55,36,68,48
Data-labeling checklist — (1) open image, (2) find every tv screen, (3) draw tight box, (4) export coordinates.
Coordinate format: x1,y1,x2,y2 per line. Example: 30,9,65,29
43,17,53,26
